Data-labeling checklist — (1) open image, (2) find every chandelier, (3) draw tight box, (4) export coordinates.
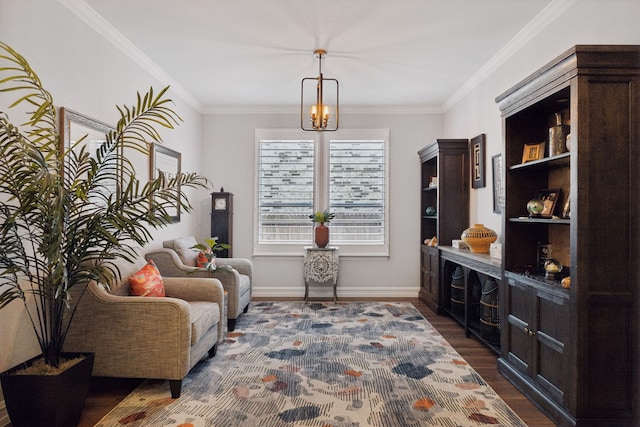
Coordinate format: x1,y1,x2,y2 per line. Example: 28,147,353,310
301,49,339,132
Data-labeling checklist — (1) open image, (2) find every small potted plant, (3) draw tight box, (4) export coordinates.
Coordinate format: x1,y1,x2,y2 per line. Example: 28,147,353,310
191,237,231,273
309,209,335,248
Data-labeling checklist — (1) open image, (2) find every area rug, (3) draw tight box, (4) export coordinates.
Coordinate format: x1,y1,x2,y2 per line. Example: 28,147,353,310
95,302,526,427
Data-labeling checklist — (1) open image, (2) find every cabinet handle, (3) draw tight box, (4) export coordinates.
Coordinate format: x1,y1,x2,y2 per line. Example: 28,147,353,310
524,327,536,336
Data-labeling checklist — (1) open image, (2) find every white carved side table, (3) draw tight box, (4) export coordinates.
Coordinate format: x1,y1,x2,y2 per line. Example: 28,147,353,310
303,247,339,303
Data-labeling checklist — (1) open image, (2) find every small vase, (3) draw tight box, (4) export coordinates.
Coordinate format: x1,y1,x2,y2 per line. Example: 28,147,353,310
314,223,329,248
461,224,498,254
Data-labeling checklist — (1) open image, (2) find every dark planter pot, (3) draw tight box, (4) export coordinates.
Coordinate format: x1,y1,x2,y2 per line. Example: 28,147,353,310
1,352,94,427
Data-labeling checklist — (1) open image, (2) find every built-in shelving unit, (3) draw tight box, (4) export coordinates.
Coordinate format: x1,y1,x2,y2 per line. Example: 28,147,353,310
418,140,469,313
495,45,640,427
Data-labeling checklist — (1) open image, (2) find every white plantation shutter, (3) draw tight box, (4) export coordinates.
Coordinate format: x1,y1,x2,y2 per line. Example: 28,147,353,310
329,139,385,244
257,138,314,244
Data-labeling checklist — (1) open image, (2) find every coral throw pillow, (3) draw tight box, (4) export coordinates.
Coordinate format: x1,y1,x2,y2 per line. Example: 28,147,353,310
129,259,165,297
196,251,209,268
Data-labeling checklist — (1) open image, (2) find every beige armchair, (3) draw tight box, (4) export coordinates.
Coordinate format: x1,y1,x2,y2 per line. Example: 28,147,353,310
145,236,252,331
63,249,225,398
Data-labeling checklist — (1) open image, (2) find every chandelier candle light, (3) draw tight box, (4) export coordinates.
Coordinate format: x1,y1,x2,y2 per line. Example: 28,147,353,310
301,49,339,131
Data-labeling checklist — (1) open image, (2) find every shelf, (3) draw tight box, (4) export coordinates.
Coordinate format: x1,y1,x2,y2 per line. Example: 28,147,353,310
505,270,570,299
422,215,437,220
509,152,570,171
508,217,570,224
422,185,437,191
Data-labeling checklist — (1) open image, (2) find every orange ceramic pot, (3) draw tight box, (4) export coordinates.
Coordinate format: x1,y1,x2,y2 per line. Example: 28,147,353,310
314,223,329,248
461,224,497,253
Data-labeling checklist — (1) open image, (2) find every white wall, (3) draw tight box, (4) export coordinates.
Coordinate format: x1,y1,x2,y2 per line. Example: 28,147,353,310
202,111,443,298
0,0,206,379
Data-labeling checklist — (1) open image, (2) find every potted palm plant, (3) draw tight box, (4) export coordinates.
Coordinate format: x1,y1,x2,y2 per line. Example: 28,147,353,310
0,41,208,426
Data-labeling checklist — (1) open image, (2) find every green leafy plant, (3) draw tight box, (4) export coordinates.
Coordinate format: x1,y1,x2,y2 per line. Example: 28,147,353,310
309,209,335,223
191,237,231,273
0,41,208,368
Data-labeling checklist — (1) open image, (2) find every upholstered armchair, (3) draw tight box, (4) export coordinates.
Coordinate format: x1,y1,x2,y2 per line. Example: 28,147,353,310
63,249,225,398
145,236,253,331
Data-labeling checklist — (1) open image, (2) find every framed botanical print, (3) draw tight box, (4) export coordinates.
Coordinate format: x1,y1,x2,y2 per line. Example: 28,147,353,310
151,143,182,223
60,107,118,207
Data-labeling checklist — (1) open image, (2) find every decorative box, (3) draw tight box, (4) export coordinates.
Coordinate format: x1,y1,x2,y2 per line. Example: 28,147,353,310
489,243,502,260
452,240,469,250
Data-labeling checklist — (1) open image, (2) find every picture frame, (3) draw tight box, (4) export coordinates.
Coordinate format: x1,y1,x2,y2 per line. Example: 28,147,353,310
151,143,182,223
562,197,571,219
522,141,545,163
470,133,486,189
60,107,119,207
537,242,553,272
491,154,504,214
536,188,560,218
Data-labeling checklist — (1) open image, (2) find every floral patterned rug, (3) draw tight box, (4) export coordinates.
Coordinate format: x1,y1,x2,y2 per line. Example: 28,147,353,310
95,302,525,426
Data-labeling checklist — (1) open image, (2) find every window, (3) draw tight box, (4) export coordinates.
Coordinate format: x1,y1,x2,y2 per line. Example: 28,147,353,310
255,129,389,256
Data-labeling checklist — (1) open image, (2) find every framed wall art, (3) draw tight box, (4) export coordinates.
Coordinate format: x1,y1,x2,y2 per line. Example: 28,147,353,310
60,107,118,207
151,143,182,223
521,141,545,163
491,154,504,214
470,133,486,189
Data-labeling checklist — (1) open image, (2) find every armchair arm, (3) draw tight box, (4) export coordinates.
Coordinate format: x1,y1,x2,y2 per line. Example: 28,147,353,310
145,248,198,276
163,276,226,341
214,258,253,281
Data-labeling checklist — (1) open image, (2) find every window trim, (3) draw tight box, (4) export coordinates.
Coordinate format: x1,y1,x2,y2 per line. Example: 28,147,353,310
253,128,389,257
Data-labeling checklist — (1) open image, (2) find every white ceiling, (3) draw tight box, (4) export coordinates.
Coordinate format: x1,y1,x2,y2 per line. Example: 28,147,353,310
74,0,562,112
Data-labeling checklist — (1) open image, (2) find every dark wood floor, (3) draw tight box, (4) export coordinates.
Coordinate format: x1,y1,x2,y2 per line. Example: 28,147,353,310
62,298,554,426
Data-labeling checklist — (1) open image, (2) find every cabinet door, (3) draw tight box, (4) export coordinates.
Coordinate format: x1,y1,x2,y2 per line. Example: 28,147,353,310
505,275,568,406
419,246,439,311
533,290,568,405
505,278,533,375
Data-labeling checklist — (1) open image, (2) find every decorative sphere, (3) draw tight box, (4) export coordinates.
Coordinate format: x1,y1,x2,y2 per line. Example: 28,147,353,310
544,259,563,279
561,277,571,289
527,199,544,216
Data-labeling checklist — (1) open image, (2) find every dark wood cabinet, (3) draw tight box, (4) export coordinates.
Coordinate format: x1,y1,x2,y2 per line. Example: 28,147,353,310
495,45,640,427
503,272,570,420
418,139,469,312
420,245,439,310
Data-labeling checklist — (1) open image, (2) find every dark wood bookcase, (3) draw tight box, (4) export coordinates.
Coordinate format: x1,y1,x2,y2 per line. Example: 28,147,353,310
418,139,469,313
495,45,640,427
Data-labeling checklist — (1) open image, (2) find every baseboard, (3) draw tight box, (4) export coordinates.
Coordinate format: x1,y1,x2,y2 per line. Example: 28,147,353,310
253,286,419,299
0,399,9,427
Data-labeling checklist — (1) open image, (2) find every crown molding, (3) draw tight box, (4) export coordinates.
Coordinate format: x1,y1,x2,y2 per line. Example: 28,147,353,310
57,0,203,112
442,0,577,112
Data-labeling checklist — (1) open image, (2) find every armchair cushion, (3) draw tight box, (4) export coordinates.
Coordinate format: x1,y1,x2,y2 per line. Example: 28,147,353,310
165,236,199,266
129,259,165,297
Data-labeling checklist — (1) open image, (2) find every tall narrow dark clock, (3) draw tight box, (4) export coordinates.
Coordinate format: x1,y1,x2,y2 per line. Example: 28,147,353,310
211,190,233,258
